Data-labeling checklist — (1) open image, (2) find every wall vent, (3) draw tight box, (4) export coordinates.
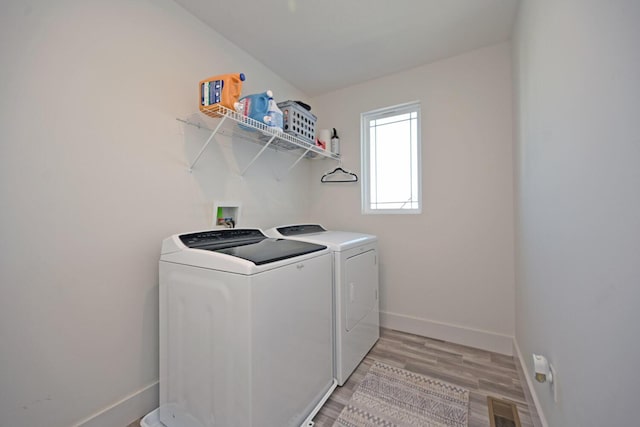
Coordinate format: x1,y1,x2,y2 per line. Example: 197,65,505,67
487,396,521,427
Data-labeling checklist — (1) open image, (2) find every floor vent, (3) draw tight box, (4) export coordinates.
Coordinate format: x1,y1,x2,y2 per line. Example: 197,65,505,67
487,396,521,427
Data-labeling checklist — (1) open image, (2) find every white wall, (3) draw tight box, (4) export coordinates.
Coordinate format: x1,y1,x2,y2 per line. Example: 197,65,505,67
309,43,516,354
0,1,314,426
513,1,640,426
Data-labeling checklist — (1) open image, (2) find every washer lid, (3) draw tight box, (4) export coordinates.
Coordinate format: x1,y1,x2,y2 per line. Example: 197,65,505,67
172,228,327,266
208,238,326,265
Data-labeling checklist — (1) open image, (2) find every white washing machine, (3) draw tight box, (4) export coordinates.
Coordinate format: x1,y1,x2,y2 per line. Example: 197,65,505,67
156,228,336,427
265,224,379,386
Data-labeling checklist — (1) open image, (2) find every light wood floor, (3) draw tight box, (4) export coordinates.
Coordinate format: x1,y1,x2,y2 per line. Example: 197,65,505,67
313,328,539,427
127,328,540,427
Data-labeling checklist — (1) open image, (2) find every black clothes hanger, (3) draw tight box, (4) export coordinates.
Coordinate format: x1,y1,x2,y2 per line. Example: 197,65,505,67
321,165,358,183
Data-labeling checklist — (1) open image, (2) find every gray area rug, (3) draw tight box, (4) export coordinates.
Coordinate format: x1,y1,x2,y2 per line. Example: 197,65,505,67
333,361,469,427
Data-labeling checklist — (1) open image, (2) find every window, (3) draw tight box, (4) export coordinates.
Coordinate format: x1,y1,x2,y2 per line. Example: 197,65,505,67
361,102,422,214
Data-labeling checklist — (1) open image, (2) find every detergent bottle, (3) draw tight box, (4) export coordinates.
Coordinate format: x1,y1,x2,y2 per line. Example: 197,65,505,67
199,73,245,117
235,90,281,130
265,96,283,132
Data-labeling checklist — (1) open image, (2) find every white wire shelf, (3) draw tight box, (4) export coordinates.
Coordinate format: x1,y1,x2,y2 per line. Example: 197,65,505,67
177,105,339,176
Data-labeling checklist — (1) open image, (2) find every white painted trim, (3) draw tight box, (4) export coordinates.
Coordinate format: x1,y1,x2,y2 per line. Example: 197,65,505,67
380,310,514,355
74,381,159,427
513,340,549,427
360,101,423,215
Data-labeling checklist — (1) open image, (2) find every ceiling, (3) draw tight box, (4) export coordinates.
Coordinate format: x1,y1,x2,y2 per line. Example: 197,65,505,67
174,0,520,96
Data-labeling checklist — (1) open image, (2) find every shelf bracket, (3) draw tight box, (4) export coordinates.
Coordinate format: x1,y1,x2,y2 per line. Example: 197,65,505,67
277,148,312,181
188,115,227,172
240,133,277,176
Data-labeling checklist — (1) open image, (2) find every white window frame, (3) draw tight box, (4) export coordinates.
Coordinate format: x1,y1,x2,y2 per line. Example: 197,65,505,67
361,101,422,215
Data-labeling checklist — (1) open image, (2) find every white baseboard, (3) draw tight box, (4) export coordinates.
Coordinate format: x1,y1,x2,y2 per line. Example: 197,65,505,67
380,311,514,355
74,381,159,427
513,340,549,427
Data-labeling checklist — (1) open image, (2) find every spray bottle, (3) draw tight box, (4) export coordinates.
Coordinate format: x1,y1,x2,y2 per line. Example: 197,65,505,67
331,128,340,155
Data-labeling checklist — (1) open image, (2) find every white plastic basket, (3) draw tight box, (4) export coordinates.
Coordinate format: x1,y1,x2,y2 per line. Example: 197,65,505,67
278,101,317,144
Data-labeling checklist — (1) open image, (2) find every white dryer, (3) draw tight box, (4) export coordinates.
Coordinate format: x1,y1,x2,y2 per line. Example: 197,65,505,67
157,228,336,427
265,224,379,386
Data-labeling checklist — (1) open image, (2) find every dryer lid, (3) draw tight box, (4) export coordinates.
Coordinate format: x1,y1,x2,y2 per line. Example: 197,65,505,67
266,225,377,251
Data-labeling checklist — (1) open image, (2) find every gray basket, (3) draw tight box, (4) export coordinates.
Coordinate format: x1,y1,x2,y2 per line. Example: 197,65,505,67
277,101,317,144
